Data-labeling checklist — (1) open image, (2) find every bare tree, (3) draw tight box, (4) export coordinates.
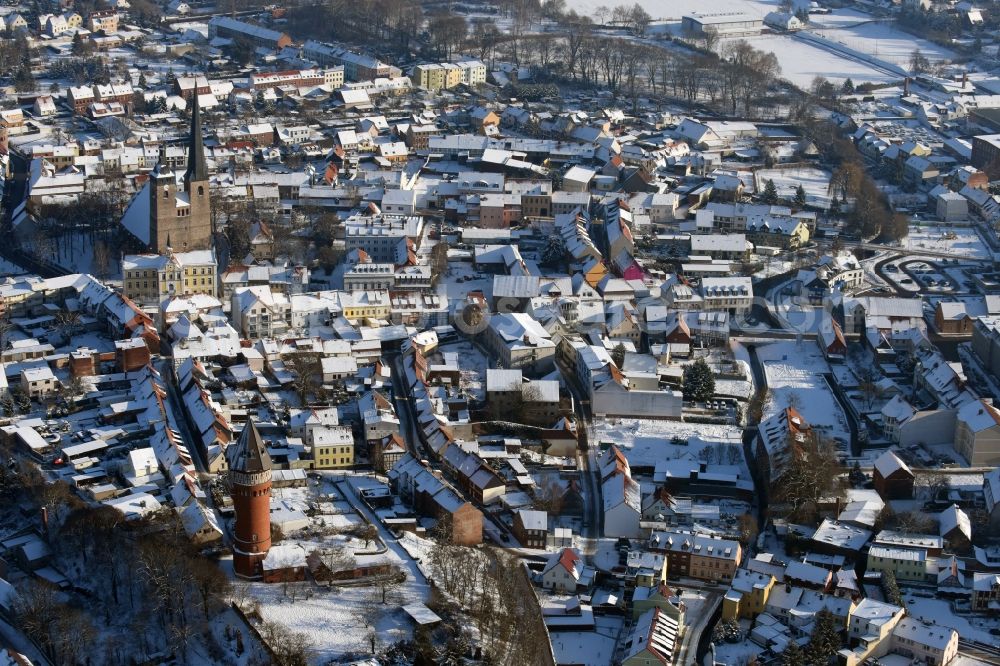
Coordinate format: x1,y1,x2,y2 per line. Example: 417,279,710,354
284,353,323,406
919,471,950,501
534,476,565,516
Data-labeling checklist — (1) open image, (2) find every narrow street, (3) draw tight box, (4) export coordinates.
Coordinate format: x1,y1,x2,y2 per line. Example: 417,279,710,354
555,356,602,561
388,352,427,460
157,358,211,475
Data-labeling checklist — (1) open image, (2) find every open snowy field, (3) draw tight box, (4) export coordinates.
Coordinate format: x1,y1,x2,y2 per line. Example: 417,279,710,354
814,21,955,68
721,31,901,85
251,567,429,662
756,167,833,209
900,226,991,259
566,0,798,21
565,0,931,85
757,340,850,443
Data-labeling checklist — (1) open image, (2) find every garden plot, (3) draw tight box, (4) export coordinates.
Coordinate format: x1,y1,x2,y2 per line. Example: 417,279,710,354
251,564,428,662
247,477,432,662
756,167,833,210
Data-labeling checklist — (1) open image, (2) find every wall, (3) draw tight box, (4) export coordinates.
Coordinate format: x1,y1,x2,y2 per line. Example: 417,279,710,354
897,409,956,447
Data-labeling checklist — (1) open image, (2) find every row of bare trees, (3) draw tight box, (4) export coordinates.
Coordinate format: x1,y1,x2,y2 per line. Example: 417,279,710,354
467,13,785,118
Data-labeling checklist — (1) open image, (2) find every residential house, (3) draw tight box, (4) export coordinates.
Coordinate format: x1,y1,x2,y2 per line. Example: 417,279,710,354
985,467,1000,532
722,569,776,620
540,548,592,593
373,433,406,474
310,425,355,470
650,531,741,583
972,572,1000,611
866,545,928,583
513,509,547,549
482,313,556,372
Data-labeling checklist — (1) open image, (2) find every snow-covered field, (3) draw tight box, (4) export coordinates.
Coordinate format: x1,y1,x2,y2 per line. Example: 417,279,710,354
900,226,991,260
591,418,747,474
814,21,954,68
565,0,933,86
566,0,794,21
756,167,833,209
757,340,850,443
723,34,899,87
251,569,427,661
247,476,431,663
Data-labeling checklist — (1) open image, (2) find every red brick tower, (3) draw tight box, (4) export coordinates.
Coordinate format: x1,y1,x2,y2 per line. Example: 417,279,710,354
227,419,272,579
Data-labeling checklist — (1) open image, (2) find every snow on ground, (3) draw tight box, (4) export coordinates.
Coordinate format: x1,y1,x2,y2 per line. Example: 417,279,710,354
591,418,747,474
251,568,426,662
68,332,117,353
566,0,802,21
246,474,431,663
719,33,899,87
713,627,762,666
814,21,954,68
548,616,623,666
0,257,28,277
756,167,833,210
438,258,492,302
806,7,880,29
593,537,621,572
757,340,850,443
903,596,1000,645
436,340,489,400
900,226,991,260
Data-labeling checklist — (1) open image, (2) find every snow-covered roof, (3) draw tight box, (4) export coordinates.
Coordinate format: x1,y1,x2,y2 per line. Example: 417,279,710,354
957,398,1000,432
873,449,912,479
939,504,972,541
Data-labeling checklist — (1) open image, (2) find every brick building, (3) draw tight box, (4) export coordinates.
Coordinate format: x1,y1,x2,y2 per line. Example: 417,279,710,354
227,419,273,579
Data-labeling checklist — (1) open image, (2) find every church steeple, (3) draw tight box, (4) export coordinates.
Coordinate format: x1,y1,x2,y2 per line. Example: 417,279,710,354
184,94,208,185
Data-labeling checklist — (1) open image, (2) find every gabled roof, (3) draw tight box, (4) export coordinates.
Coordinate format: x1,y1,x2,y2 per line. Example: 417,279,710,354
873,449,913,480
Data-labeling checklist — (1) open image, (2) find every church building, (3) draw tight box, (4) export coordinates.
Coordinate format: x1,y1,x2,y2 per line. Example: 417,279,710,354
121,96,213,253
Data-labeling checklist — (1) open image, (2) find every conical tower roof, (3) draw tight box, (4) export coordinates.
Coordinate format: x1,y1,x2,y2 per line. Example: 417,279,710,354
184,94,208,184
227,419,272,473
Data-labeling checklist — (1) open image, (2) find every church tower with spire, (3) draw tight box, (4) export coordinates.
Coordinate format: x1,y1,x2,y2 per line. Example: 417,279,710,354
148,95,213,253
227,419,273,579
